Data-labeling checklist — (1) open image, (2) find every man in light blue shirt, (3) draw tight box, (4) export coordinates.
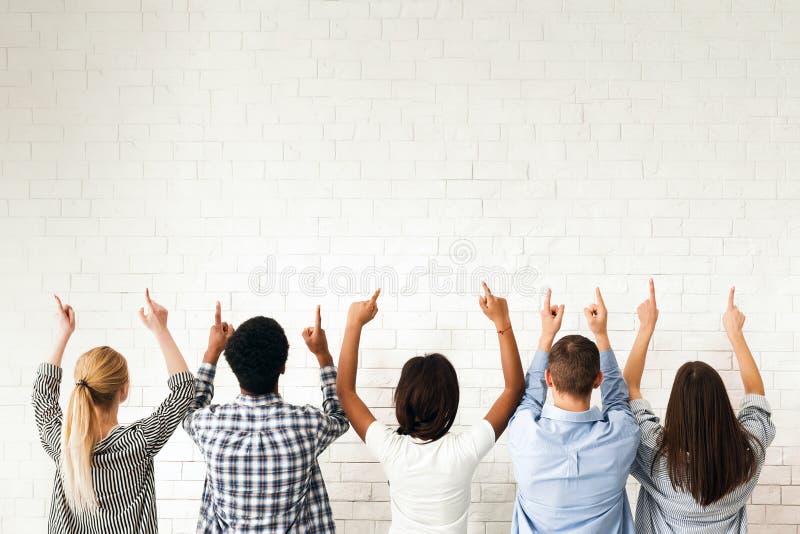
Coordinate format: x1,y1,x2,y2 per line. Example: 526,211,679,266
508,288,640,533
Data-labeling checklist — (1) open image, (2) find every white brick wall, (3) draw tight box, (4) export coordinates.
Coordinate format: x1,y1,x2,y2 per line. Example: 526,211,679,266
1,0,799,532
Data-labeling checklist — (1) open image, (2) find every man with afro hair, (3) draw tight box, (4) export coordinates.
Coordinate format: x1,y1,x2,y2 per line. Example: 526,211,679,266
183,302,349,533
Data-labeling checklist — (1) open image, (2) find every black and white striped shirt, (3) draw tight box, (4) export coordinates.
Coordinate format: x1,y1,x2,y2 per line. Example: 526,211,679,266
32,362,195,534
629,394,776,534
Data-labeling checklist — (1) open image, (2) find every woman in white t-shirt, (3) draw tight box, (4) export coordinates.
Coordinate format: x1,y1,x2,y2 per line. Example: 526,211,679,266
336,283,525,533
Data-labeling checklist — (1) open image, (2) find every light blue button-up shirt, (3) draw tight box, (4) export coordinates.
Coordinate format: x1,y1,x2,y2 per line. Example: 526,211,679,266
508,348,640,534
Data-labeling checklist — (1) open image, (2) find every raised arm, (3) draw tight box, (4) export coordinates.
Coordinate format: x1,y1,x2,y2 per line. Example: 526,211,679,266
623,279,659,400
584,287,630,415
32,295,76,462
49,295,75,366
723,287,765,396
138,288,190,376
336,289,380,441
302,305,350,450
478,282,524,440
136,289,194,455
190,301,233,414
517,289,564,416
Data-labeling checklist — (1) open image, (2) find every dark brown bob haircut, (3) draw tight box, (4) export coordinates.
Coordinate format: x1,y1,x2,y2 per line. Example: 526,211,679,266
394,353,459,442
548,334,601,397
656,361,761,506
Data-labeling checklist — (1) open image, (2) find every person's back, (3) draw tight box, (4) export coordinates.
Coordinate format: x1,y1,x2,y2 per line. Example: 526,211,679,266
33,291,195,534
337,285,526,533
509,404,638,530
623,283,776,534
508,289,640,533
183,304,349,533
188,392,342,530
366,419,496,531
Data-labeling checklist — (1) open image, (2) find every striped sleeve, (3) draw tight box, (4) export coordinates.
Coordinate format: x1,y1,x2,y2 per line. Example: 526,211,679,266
738,393,776,462
32,363,63,463
629,398,663,482
138,371,195,456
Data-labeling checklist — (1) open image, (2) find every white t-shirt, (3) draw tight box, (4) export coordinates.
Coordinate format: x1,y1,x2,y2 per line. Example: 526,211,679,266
365,418,496,534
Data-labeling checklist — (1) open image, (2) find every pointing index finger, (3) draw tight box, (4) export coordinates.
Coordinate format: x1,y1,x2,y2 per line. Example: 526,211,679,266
369,288,381,304
543,288,551,311
595,287,606,308
482,281,492,298
54,294,64,311
145,288,154,308
728,286,735,309
315,304,321,330
215,301,221,326
649,278,656,304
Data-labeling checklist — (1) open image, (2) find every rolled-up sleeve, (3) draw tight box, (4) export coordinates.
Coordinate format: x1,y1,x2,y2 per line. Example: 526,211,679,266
32,363,64,463
629,398,663,482
738,393,776,462
139,371,195,456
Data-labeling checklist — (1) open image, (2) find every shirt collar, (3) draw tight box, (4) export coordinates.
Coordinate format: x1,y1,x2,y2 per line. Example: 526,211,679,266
541,403,603,423
235,392,283,407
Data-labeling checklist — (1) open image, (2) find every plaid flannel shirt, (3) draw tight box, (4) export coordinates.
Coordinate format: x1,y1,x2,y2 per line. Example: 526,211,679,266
183,363,349,533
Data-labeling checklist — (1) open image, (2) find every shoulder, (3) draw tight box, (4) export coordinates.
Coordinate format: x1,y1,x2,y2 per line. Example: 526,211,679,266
365,420,405,460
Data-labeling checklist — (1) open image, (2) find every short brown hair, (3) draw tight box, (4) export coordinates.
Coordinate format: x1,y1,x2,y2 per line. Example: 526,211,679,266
394,353,459,442
548,335,600,397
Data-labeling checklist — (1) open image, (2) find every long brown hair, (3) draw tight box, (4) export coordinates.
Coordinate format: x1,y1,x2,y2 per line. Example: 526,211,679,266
656,361,760,506
394,353,459,442
63,346,129,514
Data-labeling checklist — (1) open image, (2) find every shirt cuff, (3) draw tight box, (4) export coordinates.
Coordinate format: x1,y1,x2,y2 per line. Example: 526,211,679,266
197,362,217,383
740,393,772,414
629,398,652,414
600,349,618,371
320,365,338,386
37,362,63,380
167,370,195,389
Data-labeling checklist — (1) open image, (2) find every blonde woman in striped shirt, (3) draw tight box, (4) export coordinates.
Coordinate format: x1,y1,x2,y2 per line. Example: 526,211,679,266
623,281,776,534
32,290,195,534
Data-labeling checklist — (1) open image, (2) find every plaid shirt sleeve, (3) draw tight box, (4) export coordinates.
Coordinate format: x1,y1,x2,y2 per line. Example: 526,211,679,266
182,362,216,440
314,366,350,453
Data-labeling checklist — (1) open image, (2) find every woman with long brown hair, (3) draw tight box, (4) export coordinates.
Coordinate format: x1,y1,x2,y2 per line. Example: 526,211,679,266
623,281,775,533
32,290,194,534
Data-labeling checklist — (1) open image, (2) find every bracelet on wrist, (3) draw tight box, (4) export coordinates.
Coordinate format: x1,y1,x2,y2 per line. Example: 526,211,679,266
497,324,513,335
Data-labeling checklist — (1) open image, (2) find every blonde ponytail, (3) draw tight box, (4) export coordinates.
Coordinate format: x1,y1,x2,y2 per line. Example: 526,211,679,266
62,346,128,514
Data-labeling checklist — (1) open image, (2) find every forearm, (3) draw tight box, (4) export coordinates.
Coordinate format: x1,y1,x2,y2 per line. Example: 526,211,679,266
729,332,765,395
594,331,611,351
497,323,524,394
337,325,362,395
203,348,222,365
315,350,334,368
48,335,70,367
153,328,190,375
537,332,555,352
623,326,654,399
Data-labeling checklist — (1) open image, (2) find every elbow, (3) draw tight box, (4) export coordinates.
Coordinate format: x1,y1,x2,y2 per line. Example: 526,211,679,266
336,383,356,403
506,382,525,403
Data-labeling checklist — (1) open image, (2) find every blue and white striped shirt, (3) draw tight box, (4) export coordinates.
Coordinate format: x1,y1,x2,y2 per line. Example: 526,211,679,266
629,394,776,534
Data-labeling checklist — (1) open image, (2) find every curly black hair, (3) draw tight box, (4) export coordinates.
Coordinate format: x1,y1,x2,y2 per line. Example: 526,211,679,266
223,316,289,395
